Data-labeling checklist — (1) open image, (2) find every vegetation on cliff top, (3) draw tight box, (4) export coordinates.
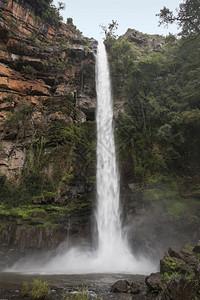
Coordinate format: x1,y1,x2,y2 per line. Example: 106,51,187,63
104,0,200,185
25,0,65,24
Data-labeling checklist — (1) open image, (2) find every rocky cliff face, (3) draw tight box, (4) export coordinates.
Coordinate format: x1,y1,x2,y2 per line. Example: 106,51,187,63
0,0,97,181
122,28,165,52
0,0,97,266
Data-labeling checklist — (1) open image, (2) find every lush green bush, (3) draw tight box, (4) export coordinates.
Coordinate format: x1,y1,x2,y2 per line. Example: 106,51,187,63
31,279,49,299
22,282,29,297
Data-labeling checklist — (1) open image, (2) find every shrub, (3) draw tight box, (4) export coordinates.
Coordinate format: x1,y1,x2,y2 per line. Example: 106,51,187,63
162,271,181,282
23,65,36,76
66,18,77,29
22,282,30,296
31,279,49,299
160,257,185,274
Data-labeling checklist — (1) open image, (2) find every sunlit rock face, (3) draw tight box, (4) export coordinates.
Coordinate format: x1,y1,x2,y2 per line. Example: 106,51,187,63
0,0,97,180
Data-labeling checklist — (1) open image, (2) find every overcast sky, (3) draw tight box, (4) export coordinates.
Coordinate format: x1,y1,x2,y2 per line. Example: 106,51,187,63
53,0,182,40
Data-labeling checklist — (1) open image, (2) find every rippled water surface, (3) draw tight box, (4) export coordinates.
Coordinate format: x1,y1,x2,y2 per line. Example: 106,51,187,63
0,272,145,299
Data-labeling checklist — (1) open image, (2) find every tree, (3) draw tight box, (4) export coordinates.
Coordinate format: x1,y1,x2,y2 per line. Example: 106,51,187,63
26,0,64,23
100,20,119,39
58,1,66,12
157,0,200,37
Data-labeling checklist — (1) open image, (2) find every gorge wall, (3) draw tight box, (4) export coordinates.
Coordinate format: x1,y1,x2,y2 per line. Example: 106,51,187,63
0,0,97,182
0,0,97,266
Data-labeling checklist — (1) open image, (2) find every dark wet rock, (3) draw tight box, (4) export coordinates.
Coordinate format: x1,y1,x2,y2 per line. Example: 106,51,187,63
77,94,96,121
145,273,166,293
185,255,198,265
168,247,184,260
193,245,200,253
178,263,193,275
164,277,198,300
194,263,200,280
130,282,146,294
111,242,200,300
131,295,147,299
32,195,55,204
180,247,194,257
111,280,131,293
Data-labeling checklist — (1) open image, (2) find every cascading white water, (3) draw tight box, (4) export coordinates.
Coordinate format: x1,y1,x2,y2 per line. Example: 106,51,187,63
95,41,128,259
7,42,155,275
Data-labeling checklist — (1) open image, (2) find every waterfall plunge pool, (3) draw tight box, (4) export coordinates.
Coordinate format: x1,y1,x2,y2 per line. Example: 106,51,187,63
0,272,145,299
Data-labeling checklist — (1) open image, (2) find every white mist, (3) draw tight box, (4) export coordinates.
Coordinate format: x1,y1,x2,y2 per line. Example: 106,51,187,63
7,42,155,274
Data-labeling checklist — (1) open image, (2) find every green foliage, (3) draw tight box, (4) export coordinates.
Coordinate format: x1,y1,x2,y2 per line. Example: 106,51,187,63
63,287,102,300
22,282,30,297
1,113,96,206
184,244,194,251
162,271,181,282
106,20,200,181
7,93,14,102
0,175,28,206
157,0,200,38
183,109,200,128
31,279,49,299
100,20,118,40
161,257,185,274
0,203,83,231
84,45,90,54
67,18,77,30
27,0,64,24
23,64,36,76
64,287,89,300
5,100,33,129
167,202,187,219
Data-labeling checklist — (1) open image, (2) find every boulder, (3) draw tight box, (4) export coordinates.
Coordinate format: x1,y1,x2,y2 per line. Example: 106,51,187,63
180,247,194,257
112,242,200,299
185,255,198,266
178,263,193,275
168,247,184,260
145,273,166,293
165,278,198,300
111,280,131,293
130,282,146,294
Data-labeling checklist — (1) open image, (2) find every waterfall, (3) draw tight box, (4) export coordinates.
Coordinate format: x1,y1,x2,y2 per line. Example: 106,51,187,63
7,42,155,275
95,41,127,258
